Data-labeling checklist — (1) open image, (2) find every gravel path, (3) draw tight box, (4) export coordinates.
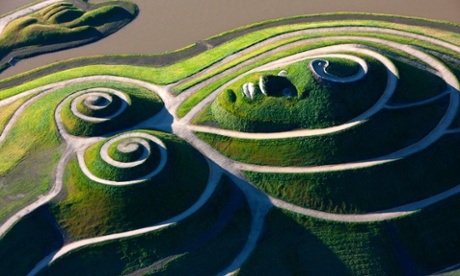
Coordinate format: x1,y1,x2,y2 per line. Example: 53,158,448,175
0,0,65,34
27,161,224,276
0,15,458,274
309,55,368,83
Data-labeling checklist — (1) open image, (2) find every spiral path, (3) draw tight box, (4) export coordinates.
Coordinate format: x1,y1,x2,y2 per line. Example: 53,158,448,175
0,8,459,275
78,132,167,186
69,88,129,123
309,56,368,83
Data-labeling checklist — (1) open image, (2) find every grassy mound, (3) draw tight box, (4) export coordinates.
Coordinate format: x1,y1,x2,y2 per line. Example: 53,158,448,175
389,59,447,104
393,192,460,274
53,130,209,238
41,3,84,24
198,96,448,166
60,82,163,137
42,176,250,275
75,92,123,118
84,133,162,182
66,5,133,28
324,57,361,77
208,56,386,132
239,208,401,275
241,191,460,275
244,132,460,214
0,1,137,63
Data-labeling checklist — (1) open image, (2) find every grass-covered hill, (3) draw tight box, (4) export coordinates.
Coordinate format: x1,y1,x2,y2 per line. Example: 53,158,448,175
207,56,386,132
0,0,138,72
0,5,460,275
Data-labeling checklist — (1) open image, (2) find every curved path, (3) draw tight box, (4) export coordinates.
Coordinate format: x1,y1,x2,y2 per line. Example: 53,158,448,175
0,20,458,274
27,162,224,276
173,25,460,111
76,132,168,186
309,56,368,83
69,88,130,123
0,0,65,34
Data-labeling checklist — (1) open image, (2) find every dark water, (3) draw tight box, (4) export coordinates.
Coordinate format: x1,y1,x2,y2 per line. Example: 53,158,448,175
1,0,460,79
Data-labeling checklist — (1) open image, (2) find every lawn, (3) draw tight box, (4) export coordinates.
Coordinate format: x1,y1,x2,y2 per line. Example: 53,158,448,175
197,95,447,166
244,132,460,214
53,130,209,238
41,175,251,275
0,1,138,67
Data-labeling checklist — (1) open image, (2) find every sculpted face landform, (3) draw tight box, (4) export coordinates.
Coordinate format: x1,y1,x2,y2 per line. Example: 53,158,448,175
0,1,460,275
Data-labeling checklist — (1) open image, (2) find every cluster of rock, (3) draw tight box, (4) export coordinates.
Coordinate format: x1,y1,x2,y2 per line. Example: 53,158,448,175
242,82,256,99
242,70,289,100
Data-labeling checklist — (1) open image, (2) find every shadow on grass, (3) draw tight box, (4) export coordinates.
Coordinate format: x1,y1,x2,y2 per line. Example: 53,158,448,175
239,208,349,275
0,205,63,276
39,175,251,276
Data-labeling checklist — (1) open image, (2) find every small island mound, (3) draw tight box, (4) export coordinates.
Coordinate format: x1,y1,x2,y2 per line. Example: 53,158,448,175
0,0,138,73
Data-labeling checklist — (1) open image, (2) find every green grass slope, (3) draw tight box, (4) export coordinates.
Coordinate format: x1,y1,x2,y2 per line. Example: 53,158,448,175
0,1,137,69
244,132,460,214
209,56,386,132
41,176,250,275
197,96,448,166
53,130,209,238
240,191,460,275
59,81,163,137
238,208,402,275
0,205,63,276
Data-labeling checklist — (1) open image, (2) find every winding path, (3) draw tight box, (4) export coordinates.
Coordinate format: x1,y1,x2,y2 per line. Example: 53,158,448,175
0,0,65,34
0,13,458,274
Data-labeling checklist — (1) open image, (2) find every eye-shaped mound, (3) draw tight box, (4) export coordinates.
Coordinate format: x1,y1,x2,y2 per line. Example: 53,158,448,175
195,37,459,216
59,85,163,136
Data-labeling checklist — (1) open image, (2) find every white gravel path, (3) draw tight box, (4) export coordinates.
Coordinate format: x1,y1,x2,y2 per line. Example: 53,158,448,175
0,0,65,34
27,162,224,276
309,56,368,83
0,19,458,274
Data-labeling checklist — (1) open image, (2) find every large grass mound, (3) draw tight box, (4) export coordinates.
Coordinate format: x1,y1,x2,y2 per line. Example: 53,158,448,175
197,96,448,166
240,191,460,275
392,192,460,274
239,190,460,275
41,176,250,275
60,82,163,136
206,56,386,132
0,1,137,70
53,130,209,238
239,208,401,275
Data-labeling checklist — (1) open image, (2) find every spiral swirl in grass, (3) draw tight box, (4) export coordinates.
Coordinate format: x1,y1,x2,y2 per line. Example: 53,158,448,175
80,132,167,185
59,84,163,137
70,88,129,123
309,56,368,83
